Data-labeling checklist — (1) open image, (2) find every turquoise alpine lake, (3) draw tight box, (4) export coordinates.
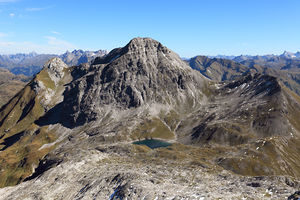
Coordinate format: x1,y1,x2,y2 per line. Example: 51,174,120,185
133,139,172,149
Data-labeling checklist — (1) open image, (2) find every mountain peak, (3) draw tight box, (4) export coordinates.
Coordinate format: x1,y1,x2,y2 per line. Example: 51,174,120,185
125,37,169,54
44,57,67,72
281,51,296,58
92,37,181,70
43,57,67,85
71,49,84,54
128,37,154,44
126,37,159,47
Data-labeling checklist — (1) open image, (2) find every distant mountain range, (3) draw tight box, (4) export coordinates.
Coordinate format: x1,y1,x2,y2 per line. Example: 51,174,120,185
187,54,300,96
0,49,107,76
212,51,300,60
209,51,300,71
232,52,300,71
2,50,300,77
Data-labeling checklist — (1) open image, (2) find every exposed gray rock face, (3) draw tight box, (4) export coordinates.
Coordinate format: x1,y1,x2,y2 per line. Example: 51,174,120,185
63,38,206,127
31,58,69,110
44,58,67,86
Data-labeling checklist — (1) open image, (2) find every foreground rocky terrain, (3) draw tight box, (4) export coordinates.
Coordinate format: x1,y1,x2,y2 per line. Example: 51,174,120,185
0,38,299,199
0,142,298,199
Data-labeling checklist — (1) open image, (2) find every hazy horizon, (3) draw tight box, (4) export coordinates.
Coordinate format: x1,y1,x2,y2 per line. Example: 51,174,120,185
0,46,297,58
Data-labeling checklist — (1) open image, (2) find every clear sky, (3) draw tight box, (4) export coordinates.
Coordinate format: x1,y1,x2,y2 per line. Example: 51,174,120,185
0,0,299,57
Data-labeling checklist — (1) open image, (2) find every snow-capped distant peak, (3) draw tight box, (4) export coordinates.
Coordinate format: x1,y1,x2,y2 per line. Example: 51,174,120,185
281,51,296,58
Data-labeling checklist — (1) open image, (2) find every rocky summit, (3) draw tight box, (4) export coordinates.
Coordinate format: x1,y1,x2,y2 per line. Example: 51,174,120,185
0,38,299,199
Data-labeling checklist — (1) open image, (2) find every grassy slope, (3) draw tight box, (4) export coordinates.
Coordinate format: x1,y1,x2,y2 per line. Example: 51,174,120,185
0,81,26,108
131,117,175,140
0,69,28,108
0,68,60,187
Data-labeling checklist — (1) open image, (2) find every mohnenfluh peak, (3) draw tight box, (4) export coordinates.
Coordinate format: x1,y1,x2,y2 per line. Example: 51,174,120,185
0,38,299,199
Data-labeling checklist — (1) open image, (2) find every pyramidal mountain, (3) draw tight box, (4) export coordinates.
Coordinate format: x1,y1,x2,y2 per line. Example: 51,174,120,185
0,38,299,199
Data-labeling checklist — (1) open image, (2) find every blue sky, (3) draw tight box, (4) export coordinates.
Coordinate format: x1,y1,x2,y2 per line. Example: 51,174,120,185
0,0,299,57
